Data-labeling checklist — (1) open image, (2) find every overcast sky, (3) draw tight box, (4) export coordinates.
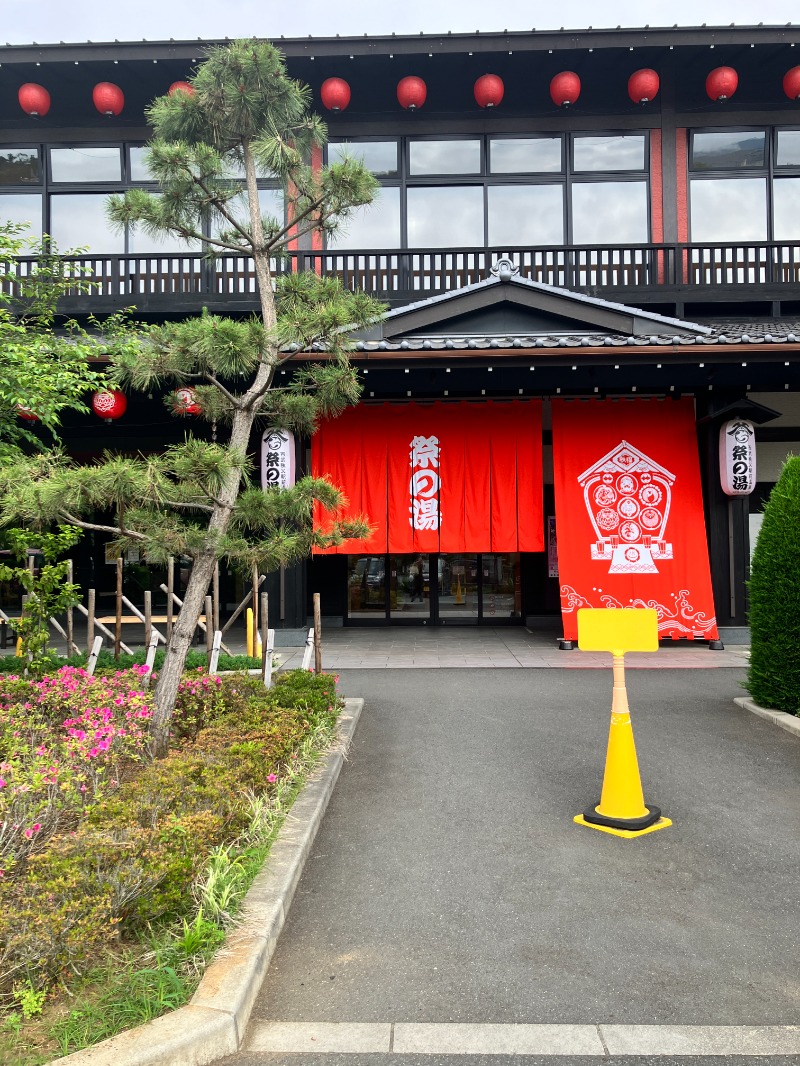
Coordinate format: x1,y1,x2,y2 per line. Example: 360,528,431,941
4,0,800,47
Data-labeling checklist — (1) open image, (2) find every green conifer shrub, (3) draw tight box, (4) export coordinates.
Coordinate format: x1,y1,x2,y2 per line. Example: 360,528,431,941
747,455,800,715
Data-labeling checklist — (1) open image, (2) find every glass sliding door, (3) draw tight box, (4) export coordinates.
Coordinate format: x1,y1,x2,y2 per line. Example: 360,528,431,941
345,552,523,624
347,555,386,619
388,554,432,621
437,553,478,621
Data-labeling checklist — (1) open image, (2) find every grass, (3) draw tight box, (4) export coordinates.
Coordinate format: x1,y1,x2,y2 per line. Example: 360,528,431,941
2,715,339,1064
0,647,262,674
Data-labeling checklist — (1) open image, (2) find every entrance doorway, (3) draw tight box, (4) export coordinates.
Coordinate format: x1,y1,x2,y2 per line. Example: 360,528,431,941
346,553,522,624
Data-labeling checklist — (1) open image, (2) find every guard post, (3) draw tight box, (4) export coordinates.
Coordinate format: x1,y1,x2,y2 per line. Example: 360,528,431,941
573,607,671,839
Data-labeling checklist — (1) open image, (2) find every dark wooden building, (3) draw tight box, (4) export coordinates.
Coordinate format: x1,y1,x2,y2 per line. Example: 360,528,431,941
2,26,799,642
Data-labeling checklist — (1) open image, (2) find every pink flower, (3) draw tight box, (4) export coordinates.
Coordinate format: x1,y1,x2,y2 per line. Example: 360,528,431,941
0,778,5,788
267,773,277,784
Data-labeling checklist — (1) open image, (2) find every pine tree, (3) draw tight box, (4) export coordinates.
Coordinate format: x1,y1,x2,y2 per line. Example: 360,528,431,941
0,40,384,755
747,455,800,715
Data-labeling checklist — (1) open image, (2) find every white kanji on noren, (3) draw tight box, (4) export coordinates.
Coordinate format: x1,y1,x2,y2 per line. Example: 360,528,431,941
410,435,440,468
409,434,441,530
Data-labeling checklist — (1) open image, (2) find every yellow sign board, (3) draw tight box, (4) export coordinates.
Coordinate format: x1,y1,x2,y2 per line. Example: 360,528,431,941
577,608,659,654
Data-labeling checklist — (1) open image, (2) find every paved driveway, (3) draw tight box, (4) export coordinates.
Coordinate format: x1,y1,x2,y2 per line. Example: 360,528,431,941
225,667,798,1064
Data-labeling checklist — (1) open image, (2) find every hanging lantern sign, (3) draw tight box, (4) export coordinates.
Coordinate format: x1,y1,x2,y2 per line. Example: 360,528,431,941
16,405,39,422
397,76,427,111
628,68,660,105
320,78,351,112
719,419,756,496
91,389,127,422
474,73,504,108
706,66,738,102
783,66,800,101
18,83,51,117
173,386,201,416
168,81,195,97
93,82,125,116
550,71,581,108
261,428,296,490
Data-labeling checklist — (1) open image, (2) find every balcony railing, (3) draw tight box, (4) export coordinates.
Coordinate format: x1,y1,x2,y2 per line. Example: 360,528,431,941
4,241,800,303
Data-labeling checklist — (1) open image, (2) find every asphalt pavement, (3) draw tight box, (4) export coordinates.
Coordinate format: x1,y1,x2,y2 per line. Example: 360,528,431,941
219,666,799,1064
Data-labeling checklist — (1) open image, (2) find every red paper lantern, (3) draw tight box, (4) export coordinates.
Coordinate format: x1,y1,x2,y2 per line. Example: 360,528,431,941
92,82,125,116
783,66,800,100
320,78,351,112
91,389,127,422
168,81,195,97
397,76,427,111
705,66,738,102
550,71,581,108
628,68,660,105
174,387,201,416
474,73,504,109
18,83,51,117
16,405,39,422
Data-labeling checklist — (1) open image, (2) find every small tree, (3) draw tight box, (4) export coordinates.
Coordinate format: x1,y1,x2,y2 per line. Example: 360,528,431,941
0,223,133,461
0,526,81,674
0,40,383,755
747,455,800,716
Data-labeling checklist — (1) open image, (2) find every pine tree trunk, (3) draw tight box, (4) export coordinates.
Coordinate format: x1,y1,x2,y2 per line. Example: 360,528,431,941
150,550,217,756
149,409,258,757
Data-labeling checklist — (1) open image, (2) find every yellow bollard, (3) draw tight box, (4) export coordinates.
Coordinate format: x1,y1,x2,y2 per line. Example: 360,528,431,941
15,636,23,657
454,575,464,605
573,608,671,839
245,607,262,659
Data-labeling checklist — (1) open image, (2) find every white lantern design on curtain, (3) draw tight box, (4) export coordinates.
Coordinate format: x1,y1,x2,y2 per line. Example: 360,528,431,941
579,440,675,574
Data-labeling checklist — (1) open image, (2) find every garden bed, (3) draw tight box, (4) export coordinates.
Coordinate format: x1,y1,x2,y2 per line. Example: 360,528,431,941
0,663,343,1064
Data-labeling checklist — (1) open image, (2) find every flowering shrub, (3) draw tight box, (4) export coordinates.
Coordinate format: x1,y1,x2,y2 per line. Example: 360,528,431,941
0,665,152,874
0,668,342,998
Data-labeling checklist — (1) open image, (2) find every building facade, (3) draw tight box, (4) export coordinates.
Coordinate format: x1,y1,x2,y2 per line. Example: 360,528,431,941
2,26,800,642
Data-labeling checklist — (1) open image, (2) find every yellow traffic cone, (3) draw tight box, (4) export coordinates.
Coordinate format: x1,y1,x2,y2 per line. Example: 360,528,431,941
454,575,464,605
574,652,671,838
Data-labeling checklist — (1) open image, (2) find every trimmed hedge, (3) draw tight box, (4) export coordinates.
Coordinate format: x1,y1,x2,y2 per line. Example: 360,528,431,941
747,455,800,715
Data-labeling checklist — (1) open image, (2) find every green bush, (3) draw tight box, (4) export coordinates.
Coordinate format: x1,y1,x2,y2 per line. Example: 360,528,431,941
747,455,800,715
0,669,343,994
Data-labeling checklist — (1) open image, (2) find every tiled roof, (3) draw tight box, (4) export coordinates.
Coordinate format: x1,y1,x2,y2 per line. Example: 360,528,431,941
345,321,800,355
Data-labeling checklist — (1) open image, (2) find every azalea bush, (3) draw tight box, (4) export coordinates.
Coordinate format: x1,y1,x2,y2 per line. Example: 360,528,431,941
0,666,343,1004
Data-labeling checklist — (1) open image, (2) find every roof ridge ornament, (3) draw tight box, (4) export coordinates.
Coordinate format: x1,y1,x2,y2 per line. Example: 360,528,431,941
491,257,519,282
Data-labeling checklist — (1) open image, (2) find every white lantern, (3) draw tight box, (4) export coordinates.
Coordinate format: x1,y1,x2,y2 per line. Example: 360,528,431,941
261,428,295,490
719,419,756,496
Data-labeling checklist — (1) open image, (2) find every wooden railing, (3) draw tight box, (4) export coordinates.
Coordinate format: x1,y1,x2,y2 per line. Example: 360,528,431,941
3,241,800,302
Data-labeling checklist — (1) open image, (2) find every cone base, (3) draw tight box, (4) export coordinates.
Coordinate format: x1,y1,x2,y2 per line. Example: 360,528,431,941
583,802,662,831
574,813,672,838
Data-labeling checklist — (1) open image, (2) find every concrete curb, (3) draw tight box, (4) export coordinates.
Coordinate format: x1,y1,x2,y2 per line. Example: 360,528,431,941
51,697,364,1066
734,695,800,738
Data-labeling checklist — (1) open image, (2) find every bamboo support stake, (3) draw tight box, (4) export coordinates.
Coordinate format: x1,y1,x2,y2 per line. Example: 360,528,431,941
205,595,214,666
86,588,96,657
158,584,233,655
260,592,269,684
313,592,322,675
86,636,103,677
115,557,123,661
75,602,133,656
66,559,74,659
220,576,265,634
166,557,174,642
144,590,152,651
121,595,165,644
251,564,259,649
209,631,222,676
213,563,220,634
